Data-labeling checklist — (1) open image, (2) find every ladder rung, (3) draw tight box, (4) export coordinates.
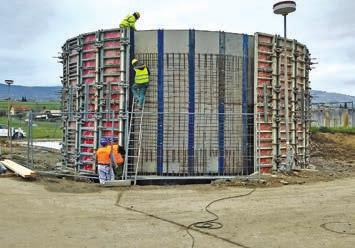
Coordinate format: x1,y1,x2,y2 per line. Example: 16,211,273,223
81,161,95,164
80,144,94,147
81,152,94,156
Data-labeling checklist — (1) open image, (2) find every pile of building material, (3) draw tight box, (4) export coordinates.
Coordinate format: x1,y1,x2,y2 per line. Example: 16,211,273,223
0,159,36,179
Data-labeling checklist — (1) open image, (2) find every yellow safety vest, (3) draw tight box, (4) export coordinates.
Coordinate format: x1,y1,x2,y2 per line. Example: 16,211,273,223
134,66,149,84
119,15,137,30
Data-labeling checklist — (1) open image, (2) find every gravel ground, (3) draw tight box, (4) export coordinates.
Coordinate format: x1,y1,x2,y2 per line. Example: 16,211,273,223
0,176,354,248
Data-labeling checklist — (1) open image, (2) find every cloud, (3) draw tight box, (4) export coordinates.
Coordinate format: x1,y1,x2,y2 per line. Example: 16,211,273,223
0,0,354,96
0,0,55,48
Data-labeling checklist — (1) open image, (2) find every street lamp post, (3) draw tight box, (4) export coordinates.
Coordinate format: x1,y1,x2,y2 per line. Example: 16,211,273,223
5,80,14,158
273,1,296,171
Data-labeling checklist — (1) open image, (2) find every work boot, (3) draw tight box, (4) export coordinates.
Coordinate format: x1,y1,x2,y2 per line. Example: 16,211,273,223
114,166,123,179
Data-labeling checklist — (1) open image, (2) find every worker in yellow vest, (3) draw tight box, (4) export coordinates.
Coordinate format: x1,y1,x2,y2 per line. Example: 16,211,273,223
131,58,150,109
119,12,140,30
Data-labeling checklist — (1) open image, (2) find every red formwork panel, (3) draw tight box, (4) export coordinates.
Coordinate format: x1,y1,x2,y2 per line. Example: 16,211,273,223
254,34,274,173
254,33,311,172
62,29,123,173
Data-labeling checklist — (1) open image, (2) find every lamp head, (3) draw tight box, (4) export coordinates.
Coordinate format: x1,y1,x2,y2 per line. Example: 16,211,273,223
273,1,296,15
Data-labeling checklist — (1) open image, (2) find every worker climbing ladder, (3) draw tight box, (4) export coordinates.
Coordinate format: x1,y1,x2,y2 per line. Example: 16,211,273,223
124,100,145,185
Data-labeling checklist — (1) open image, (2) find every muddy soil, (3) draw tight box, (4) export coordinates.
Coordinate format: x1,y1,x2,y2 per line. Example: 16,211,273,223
1,133,355,247
310,133,355,178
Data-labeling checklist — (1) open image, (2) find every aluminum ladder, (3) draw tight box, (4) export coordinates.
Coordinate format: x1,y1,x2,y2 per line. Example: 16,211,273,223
125,100,145,185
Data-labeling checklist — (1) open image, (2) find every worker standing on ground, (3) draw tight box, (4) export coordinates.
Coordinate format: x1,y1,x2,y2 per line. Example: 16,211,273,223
131,58,150,109
119,12,140,30
96,137,114,184
108,137,125,179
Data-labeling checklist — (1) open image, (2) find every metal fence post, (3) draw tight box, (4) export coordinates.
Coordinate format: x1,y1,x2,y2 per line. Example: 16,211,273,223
27,110,34,168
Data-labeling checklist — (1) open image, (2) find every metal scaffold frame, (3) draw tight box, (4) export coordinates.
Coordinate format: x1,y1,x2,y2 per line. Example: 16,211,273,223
61,28,128,173
254,32,311,172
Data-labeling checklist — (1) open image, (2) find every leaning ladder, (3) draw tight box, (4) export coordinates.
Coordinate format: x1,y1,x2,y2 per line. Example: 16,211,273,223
125,100,145,185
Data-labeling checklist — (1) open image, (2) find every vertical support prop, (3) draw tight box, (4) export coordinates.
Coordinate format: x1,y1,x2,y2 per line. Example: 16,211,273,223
263,84,268,123
253,33,259,173
62,43,70,168
304,47,311,166
75,35,83,171
291,40,298,165
275,36,282,169
119,29,127,147
94,30,102,158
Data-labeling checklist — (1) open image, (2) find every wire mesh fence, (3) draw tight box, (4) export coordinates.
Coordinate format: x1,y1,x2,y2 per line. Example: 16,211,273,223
1,109,260,179
0,111,62,171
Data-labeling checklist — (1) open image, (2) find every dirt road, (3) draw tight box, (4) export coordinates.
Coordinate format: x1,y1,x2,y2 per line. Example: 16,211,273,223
0,177,354,248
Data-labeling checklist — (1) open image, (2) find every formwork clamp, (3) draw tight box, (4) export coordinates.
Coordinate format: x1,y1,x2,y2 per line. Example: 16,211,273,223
94,41,104,48
74,114,82,121
274,156,282,164
75,45,83,52
275,47,283,54
119,37,130,45
273,85,281,93
94,82,103,90
117,81,129,88
119,111,128,119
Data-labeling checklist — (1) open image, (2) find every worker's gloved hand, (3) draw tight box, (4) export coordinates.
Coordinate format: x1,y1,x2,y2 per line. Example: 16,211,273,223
118,146,126,155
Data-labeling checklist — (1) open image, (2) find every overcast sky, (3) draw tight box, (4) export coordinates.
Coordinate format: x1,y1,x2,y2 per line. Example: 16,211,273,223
1,0,354,95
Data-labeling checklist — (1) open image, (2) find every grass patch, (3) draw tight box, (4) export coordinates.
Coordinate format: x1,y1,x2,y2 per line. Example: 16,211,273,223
0,116,62,139
311,126,355,135
0,100,60,111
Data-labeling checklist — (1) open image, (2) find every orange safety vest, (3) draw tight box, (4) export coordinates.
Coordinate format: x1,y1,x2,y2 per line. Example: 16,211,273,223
96,146,111,165
109,144,124,166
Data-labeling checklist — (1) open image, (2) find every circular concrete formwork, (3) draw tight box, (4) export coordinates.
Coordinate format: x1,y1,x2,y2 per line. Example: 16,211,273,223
61,29,311,177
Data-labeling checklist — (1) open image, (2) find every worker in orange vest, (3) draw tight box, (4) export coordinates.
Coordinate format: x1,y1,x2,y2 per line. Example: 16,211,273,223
108,136,124,179
96,137,114,184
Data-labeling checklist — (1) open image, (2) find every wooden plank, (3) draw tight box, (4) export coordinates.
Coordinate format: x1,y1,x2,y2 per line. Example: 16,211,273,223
0,160,36,178
100,180,131,187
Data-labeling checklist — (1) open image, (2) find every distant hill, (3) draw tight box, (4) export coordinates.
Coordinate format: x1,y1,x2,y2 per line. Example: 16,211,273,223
1,84,354,104
0,84,61,101
311,90,355,103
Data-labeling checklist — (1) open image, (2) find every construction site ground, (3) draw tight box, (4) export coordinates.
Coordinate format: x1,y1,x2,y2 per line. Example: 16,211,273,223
1,132,355,247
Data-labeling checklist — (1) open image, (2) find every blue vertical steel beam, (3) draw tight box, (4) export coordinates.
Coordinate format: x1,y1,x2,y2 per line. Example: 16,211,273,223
242,34,249,169
188,29,195,175
157,29,164,174
218,31,226,174
129,28,135,59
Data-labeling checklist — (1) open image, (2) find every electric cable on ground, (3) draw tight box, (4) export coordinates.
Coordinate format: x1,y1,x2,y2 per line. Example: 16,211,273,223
186,188,255,248
115,188,255,248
